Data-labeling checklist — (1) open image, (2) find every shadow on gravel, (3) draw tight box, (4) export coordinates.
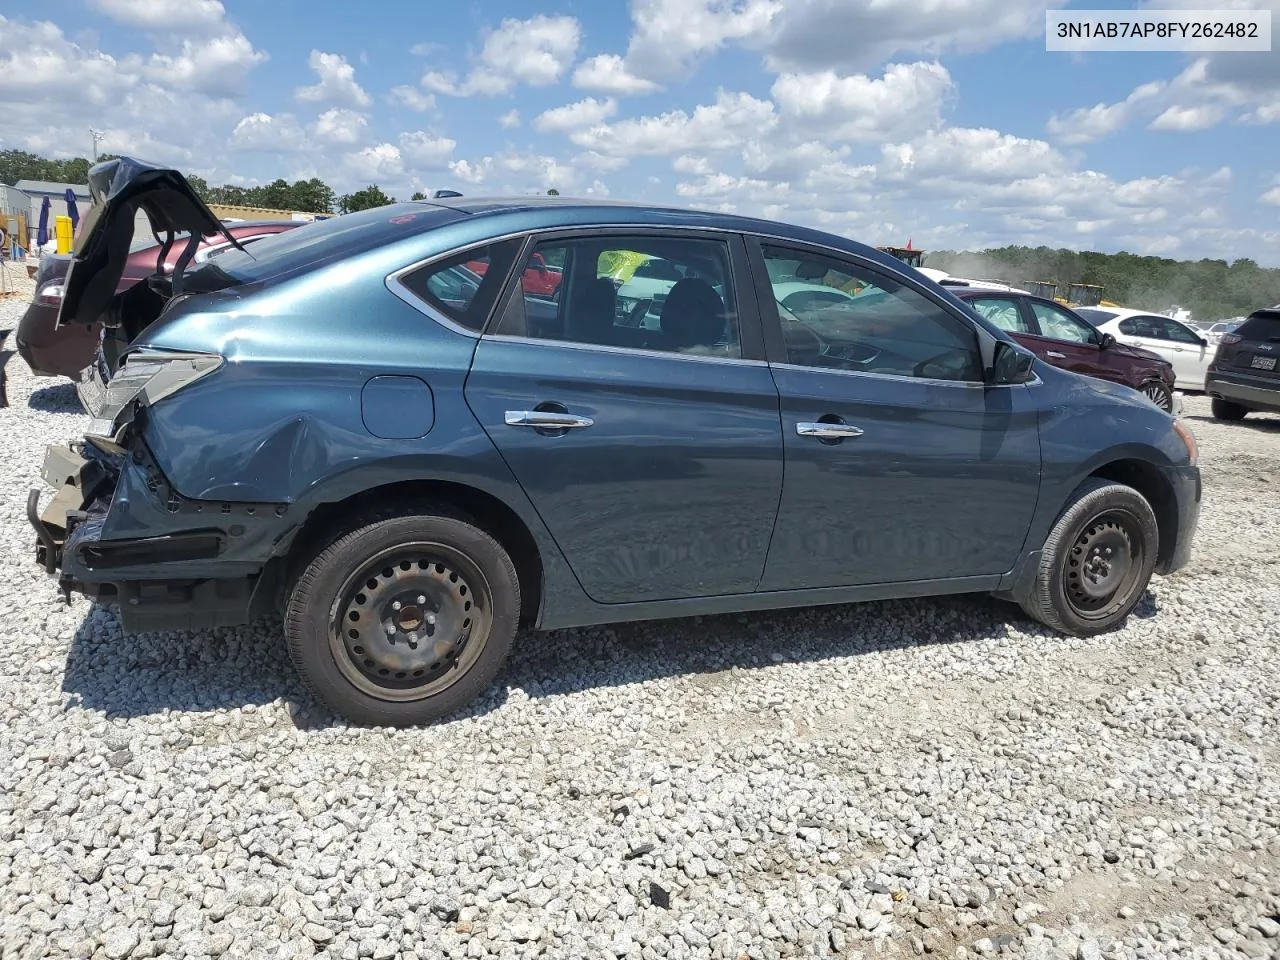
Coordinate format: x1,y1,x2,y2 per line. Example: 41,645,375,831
60,584,1162,729
28,381,84,413
1185,413,1280,433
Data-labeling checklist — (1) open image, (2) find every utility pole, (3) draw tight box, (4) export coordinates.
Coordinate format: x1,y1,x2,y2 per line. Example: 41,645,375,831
89,128,104,161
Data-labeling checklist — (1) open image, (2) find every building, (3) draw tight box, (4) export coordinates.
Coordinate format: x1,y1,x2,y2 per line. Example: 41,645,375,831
13,179,91,228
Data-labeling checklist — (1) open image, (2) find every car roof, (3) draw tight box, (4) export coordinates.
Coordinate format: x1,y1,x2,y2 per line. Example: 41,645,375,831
410,196,917,277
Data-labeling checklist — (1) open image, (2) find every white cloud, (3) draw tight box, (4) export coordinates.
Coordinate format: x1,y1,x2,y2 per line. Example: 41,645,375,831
1149,103,1226,132
295,50,371,108
432,15,581,97
145,33,266,97
674,154,713,175
572,54,661,95
569,89,776,156
448,150,576,190
533,97,618,133
1262,187,1280,206
311,107,367,145
758,0,1066,72
771,61,953,142
498,109,521,129
399,130,456,168
346,143,403,181
1046,81,1165,145
89,0,229,32
231,112,306,151
573,151,629,173
389,85,436,112
880,127,1067,183
622,0,780,80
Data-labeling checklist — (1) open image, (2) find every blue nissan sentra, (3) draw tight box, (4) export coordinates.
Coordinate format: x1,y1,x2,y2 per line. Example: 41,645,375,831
31,157,1201,726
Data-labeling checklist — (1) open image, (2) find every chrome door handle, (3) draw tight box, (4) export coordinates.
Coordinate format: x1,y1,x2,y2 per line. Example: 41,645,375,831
505,410,594,429
796,421,863,439
1046,350,1066,359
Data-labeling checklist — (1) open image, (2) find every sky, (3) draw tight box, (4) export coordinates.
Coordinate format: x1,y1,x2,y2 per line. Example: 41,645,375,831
0,0,1278,264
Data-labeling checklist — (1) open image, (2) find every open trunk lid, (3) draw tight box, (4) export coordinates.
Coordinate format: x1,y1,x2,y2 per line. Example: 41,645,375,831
57,157,236,329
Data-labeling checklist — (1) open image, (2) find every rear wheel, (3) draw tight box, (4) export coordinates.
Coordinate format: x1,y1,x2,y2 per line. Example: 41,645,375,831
285,510,519,726
1138,379,1173,412
1211,397,1248,421
1019,478,1158,636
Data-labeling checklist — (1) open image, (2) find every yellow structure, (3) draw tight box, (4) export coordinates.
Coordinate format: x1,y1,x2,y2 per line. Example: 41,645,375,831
206,202,335,222
54,215,73,254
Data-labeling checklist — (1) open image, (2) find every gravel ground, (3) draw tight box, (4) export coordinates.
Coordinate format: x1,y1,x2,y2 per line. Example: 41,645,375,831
1,294,1278,960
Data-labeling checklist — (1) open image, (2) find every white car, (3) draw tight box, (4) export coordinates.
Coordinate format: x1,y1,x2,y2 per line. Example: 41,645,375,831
1076,307,1213,392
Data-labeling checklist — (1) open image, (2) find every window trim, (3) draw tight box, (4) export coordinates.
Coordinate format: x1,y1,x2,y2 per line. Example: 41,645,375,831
385,232,532,337
747,236,988,384
480,226,768,363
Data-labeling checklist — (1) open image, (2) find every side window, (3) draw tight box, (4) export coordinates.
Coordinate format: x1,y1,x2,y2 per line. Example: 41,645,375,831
761,245,981,382
1029,301,1096,345
1158,318,1201,344
1120,316,1159,338
968,297,1031,334
398,238,523,331
493,235,741,358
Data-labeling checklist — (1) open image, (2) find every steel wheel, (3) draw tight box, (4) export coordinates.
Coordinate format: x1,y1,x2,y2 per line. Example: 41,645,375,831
1061,510,1147,622
328,542,493,701
1140,380,1173,412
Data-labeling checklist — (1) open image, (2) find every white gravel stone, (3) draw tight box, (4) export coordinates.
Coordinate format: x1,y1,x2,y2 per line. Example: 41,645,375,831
1,297,1279,959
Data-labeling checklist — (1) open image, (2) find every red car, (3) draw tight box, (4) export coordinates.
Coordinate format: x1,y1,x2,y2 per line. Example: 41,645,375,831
950,287,1177,411
465,250,562,297
16,220,302,379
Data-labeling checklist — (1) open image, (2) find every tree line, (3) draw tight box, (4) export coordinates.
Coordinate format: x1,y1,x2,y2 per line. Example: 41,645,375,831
927,245,1280,323
0,149,397,214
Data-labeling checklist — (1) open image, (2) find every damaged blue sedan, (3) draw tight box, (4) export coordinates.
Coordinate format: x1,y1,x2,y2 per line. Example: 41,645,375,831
31,157,1202,726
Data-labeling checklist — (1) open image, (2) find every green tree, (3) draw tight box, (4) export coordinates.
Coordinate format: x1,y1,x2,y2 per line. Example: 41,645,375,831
546,188,560,196
289,178,336,213
339,184,394,213
410,190,427,201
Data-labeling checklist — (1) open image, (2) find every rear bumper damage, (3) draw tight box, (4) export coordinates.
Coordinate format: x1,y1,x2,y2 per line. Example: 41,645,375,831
29,436,293,633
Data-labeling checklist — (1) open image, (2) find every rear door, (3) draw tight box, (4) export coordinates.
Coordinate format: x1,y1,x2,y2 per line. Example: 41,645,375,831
749,241,1042,590
464,228,785,605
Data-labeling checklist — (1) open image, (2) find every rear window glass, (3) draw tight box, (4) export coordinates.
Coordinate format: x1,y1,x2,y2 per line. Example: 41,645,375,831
1235,311,1280,342
1075,308,1116,325
397,238,523,332
199,204,466,284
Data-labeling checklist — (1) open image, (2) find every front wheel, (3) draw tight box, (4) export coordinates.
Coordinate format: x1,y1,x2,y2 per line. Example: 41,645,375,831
1138,379,1173,413
285,510,520,726
1019,479,1158,636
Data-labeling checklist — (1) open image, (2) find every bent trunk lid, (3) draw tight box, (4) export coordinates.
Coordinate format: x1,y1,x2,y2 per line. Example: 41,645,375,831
58,157,232,329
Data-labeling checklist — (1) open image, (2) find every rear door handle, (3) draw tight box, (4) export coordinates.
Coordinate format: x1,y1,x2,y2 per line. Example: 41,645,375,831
1046,350,1066,359
505,410,594,429
796,421,863,439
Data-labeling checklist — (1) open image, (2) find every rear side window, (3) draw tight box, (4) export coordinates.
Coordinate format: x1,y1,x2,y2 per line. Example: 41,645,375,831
967,297,1030,334
1232,311,1280,342
398,238,524,331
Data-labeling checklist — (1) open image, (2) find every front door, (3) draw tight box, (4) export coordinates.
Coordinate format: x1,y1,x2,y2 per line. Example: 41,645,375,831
1115,315,1210,389
750,242,1042,590
1024,299,1114,383
464,229,785,604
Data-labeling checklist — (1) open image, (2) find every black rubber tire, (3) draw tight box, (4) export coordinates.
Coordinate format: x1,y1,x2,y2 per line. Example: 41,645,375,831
284,509,519,727
1211,397,1248,421
1019,478,1158,637
1138,379,1173,412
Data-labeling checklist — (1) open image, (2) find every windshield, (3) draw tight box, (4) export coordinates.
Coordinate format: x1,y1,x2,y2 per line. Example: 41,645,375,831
199,203,467,285
1235,311,1280,342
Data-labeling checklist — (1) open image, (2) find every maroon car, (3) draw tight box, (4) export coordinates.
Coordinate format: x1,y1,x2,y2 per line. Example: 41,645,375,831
951,287,1177,411
15,220,302,379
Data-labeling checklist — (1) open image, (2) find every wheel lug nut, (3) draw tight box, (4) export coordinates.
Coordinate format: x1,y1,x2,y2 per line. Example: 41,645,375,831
417,595,426,604
427,614,436,625
392,601,402,611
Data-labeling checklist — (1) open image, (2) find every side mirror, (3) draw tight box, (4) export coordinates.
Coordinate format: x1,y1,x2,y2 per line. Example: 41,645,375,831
990,340,1036,385
1199,336,1209,348
1099,332,1116,349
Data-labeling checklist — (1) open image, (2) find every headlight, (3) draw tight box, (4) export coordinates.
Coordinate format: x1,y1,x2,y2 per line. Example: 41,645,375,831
85,348,223,448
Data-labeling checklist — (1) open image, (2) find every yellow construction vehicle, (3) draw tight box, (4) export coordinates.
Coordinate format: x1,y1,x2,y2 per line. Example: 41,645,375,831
1025,281,1060,300
876,242,925,269
1059,282,1123,309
